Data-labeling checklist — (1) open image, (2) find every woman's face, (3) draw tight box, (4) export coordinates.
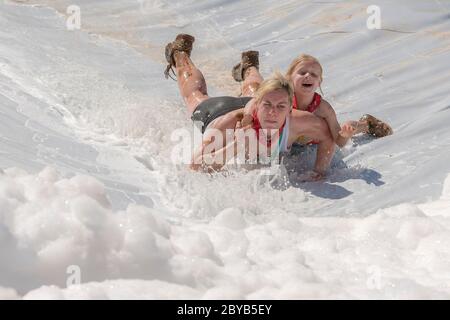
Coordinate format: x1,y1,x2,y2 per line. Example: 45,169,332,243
290,61,322,94
256,89,291,130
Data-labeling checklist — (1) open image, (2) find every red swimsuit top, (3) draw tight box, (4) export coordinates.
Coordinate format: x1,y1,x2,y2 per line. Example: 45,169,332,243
292,92,322,113
292,92,322,145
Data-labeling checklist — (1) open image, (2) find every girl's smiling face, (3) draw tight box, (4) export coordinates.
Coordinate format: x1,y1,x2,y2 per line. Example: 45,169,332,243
291,60,322,94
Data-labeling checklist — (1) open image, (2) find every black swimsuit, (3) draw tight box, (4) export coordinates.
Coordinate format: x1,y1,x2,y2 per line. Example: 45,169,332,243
191,96,252,133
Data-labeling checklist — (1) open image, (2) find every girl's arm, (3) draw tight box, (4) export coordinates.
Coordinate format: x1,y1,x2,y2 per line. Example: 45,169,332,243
290,111,336,175
319,100,354,148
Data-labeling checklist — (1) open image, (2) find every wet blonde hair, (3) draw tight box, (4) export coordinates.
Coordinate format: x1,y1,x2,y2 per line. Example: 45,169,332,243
285,54,324,94
254,71,294,108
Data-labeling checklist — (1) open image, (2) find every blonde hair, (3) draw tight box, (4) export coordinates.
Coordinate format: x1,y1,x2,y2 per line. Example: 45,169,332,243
285,54,324,94
254,71,294,108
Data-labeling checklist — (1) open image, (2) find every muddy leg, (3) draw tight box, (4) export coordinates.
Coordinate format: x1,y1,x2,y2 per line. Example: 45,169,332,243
173,51,209,115
241,66,264,97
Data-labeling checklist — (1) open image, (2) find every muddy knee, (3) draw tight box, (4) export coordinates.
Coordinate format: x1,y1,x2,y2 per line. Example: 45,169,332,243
242,81,261,96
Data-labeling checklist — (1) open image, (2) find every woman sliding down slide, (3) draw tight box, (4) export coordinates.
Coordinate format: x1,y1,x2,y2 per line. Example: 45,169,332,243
164,34,335,180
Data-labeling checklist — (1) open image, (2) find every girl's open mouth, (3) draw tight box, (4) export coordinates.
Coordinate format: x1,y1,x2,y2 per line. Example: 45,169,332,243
302,83,313,88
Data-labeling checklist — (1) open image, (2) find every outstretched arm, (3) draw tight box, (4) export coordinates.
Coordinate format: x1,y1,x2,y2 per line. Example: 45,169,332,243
290,111,336,175
319,100,354,148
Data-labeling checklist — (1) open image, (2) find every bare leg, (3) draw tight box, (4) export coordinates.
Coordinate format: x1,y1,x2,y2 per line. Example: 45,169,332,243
343,120,369,135
173,51,209,115
241,66,264,97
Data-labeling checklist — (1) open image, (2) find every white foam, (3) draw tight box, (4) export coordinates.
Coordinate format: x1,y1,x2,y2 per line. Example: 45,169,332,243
0,287,20,300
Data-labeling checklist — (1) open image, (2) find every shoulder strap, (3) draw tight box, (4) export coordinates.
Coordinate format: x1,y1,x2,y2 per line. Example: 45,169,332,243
307,93,322,113
279,116,290,152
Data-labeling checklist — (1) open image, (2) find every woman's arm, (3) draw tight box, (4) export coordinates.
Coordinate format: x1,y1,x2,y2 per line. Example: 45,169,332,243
190,131,238,172
240,98,257,127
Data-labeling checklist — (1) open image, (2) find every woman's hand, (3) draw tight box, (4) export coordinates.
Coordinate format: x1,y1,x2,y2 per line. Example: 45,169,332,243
294,170,325,182
236,113,253,130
